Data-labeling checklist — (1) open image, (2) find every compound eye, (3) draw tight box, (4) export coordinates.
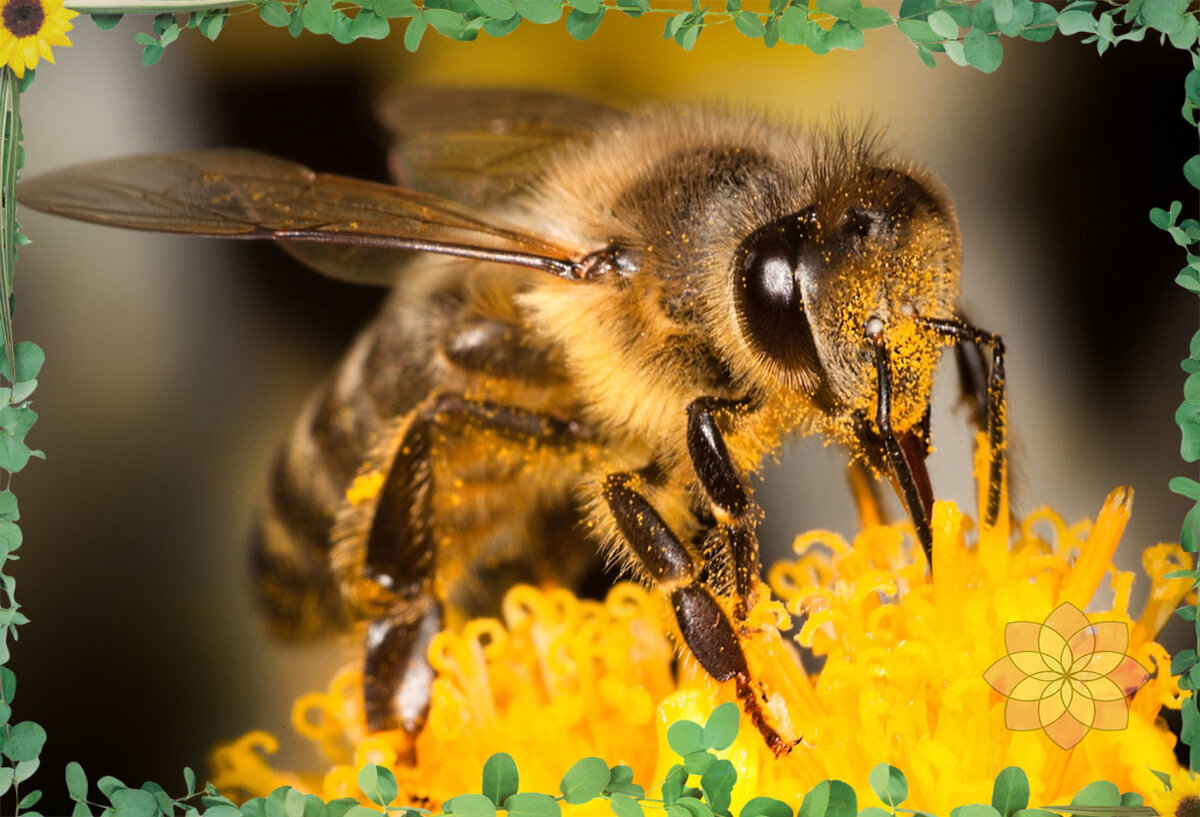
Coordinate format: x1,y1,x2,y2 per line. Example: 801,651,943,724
734,210,820,372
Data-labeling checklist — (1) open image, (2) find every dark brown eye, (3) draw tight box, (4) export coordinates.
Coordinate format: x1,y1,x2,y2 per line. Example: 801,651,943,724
734,209,821,373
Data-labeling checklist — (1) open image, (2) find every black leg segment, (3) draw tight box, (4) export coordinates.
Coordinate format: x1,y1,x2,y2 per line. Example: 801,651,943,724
953,334,989,431
684,396,762,613
604,473,696,583
866,327,935,566
686,397,752,518
670,585,749,681
916,316,1007,526
364,600,443,733
603,469,792,752
360,392,585,734
603,470,749,679
365,418,434,593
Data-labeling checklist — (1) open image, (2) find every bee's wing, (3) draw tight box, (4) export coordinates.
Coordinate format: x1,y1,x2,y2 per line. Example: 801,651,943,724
18,149,589,286
376,87,623,207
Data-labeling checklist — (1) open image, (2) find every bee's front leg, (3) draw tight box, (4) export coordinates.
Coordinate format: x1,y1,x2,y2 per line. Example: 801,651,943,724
603,467,792,755
919,314,1008,525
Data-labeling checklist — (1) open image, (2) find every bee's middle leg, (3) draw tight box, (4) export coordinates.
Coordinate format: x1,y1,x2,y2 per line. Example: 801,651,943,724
603,466,790,753
685,396,761,614
604,471,749,680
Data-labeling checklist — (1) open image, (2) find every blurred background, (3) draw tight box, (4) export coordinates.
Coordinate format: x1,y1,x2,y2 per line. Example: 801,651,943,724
7,11,1195,812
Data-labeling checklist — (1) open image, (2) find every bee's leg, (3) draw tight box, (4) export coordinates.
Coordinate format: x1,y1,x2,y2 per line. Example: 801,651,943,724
360,401,440,736
603,471,791,755
866,335,936,563
953,330,989,432
685,397,760,615
360,393,583,734
362,599,442,736
917,316,1007,525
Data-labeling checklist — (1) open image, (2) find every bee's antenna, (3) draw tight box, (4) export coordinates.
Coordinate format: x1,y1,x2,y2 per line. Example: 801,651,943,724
916,316,1007,526
866,317,935,567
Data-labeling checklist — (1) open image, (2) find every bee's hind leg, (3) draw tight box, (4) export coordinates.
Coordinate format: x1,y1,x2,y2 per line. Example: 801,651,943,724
362,600,443,738
357,393,586,738
357,400,443,737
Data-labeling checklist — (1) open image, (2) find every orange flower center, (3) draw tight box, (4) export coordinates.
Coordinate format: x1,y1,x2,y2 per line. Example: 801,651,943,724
2,0,42,37
1178,794,1200,817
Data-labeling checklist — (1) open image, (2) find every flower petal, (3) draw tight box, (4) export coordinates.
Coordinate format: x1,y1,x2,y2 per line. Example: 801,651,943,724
1074,648,1128,676
7,41,25,77
1067,623,1097,664
1068,676,1093,701
1045,602,1090,641
1005,620,1041,653
1066,683,1095,727
983,655,1025,695
19,37,39,70
1039,688,1066,724
1004,697,1043,731
1010,675,1053,703
1038,622,1068,666
1108,655,1151,695
1043,710,1089,750
1078,674,1125,702
1091,698,1130,730
1011,649,1051,676
1091,620,1130,653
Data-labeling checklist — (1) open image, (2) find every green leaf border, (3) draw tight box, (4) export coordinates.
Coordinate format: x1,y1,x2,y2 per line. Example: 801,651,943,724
4,0,1198,812
55,0,1189,56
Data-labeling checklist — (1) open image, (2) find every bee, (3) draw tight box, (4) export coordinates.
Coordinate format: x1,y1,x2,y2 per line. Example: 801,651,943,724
19,88,1006,754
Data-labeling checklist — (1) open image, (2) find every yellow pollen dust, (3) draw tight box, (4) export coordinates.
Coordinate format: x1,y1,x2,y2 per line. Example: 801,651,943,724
212,436,1190,814
345,472,385,506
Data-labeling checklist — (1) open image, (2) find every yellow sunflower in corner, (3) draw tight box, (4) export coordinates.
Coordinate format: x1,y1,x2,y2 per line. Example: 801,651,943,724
0,0,75,78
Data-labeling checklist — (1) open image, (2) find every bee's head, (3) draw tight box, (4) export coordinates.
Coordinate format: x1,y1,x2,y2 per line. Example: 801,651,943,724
730,159,961,437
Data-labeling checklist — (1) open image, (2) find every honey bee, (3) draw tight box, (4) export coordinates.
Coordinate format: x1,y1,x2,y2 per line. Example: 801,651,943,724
19,88,1006,754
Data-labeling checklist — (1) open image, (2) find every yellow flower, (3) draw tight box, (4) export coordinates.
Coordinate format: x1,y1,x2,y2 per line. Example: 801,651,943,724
211,438,1192,815
982,601,1150,750
0,0,75,78
1149,770,1200,817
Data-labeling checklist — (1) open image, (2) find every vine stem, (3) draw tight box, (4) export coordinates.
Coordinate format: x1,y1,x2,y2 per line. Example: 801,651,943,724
1193,46,1200,772
0,65,19,816
64,0,245,11
0,66,15,411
